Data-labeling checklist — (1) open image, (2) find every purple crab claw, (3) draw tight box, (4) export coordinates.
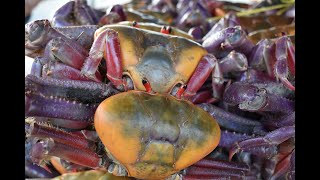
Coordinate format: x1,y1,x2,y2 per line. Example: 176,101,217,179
223,82,294,114
202,26,255,58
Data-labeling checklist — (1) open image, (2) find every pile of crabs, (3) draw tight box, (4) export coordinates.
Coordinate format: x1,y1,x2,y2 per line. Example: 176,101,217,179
25,0,295,179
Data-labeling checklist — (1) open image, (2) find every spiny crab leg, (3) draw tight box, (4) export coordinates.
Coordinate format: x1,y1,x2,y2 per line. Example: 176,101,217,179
263,112,295,129
26,122,95,150
25,75,118,103
25,92,98,122
29,138,103,169
229,126,295,160
42,61,101,81
81,29,127,90
183,158,253,179
25,75,119,121
182,54,224,100
219,130,255,149
198,103,266,135
274,35,295,91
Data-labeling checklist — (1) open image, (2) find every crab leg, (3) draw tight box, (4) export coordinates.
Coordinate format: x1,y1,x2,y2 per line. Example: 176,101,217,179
26,122,95,150
25,92,98,122
45,38,88,70
30,58,43,77
191,90,215,104
274,35,295,91
82,29,124,89
271,149,294,180
25,161,59,178
263,112,295,129
248,39,276,75
74,0,101,25
55,25,98,50
183,54,224,100
30,138,102,169
51,1,75,27
198,103,266,135
184,158,252,179
42,61,101,81
25,75,118,103
229,126,295,160
219,130,254,149
239,69,276,83
33,117,91,130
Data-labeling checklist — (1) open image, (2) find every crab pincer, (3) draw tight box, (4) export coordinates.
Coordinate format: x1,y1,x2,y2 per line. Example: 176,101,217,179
274,34,295,91
223,82,295,114
52,0,102,27
202,26,255,58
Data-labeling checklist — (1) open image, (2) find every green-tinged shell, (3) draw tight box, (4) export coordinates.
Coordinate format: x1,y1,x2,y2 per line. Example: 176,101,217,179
94,91,220,179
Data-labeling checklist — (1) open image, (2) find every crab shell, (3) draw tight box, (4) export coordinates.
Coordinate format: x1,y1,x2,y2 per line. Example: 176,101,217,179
117,21,194,40
95,91,220,179
95,24,208,93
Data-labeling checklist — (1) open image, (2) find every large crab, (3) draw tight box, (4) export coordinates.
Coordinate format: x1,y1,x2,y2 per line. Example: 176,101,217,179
25,20,257,179
25,1,295,179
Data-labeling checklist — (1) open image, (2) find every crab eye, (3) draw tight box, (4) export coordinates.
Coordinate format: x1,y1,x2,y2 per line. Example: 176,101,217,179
176,84,187,99
167,26,172,34
132,21,139,28
142,78,152,93
170,83,187,98
160,26,172,34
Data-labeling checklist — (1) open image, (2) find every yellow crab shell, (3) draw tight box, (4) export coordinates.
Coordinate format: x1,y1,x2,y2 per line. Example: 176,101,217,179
94,24,208,94
94,91,220,179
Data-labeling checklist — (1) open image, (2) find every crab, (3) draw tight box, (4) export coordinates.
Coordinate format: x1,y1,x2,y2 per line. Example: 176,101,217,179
25,2,295,178
25,20,258,179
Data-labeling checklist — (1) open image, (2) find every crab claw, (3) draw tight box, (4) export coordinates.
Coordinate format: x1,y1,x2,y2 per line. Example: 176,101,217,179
223,82,295,114
274,34,295,91
229,126,295,160
25,19,52,56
